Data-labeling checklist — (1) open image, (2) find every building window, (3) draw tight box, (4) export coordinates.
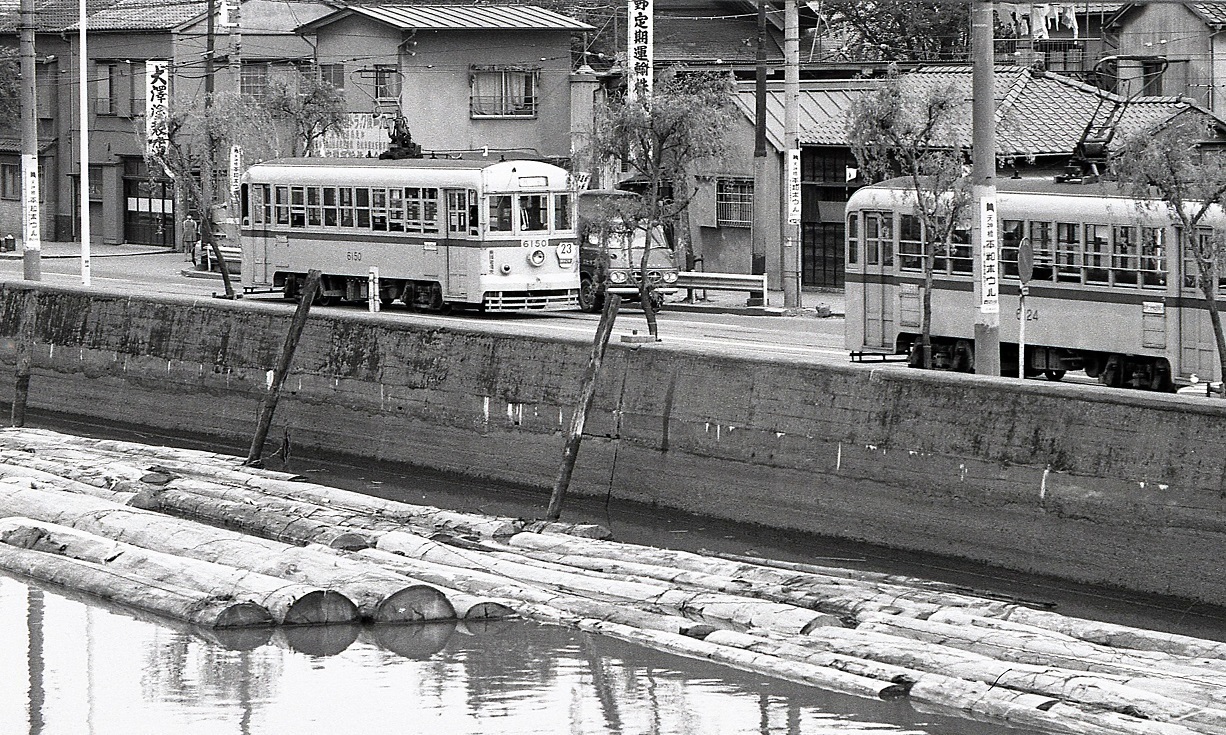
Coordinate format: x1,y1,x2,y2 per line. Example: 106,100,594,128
470,68,538,118
130,61,146,115
374,65,400,100
1,163,19,200
95,63,117,115
319,63,345,90
241,62,271,100
715,178,753,227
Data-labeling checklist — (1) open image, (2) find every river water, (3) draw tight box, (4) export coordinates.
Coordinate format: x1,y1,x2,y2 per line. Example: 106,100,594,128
3,414,1226,735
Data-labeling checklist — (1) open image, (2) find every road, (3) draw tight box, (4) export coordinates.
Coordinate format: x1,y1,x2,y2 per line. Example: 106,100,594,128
0,250,854,363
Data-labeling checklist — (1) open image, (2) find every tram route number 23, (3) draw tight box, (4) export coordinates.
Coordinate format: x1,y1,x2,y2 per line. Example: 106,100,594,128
346,250,363,262
1015,306,1040,322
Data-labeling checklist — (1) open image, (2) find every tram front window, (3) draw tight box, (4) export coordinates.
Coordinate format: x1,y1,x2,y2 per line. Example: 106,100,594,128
489,195,513,232
519,194,548,232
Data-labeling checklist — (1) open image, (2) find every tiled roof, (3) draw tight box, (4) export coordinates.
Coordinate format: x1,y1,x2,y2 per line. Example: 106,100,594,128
734,66,1215,158
1192,2,1226,26
74,0,206,31
655,14,782,64
0,0,117,33
314,4,593,31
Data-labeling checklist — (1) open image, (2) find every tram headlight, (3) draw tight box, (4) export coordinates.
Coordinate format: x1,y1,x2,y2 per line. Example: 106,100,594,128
527,249,546,267
662,271,678,284
500,264,512,275
609,270,628,284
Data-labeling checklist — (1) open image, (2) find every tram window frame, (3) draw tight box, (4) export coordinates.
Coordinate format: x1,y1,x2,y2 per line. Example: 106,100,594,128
306,186,322,227
355,188,371,229
1140,227,1166,289
1084,223,1109,285
322,187,338,227
447,189,469,236
1111,225,1139,288
251,184,268,226
489,195,513,232
339,188,354,227
519,193,548,232
898,214,924,272
846,213,859,266
1001,219,1024,278
289,186,306,228
422,188,440,234
553,193,572,232
1028,221,1054,280
388,188,405,232
371,188,388,232
1055,222,1082,283
1181,227,1222,291
865,213,881,266
274,186,290,226
405,187,422,232
949,228,972,274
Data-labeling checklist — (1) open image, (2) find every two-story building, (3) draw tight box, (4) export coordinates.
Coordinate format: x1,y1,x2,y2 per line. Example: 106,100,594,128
1107,2,1226,116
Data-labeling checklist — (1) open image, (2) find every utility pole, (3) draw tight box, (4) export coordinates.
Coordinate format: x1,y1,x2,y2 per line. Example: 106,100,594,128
971,0,1000,376
781,0,800,308
750,0,767,304
78,0,90,286
18,0,40,281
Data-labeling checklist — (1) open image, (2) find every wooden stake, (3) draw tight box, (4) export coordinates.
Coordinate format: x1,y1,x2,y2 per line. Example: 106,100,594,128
246,270,321,466
547,294,620,521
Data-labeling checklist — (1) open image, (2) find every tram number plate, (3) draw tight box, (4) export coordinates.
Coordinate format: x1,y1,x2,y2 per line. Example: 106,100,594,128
1015,307,1040,322
521,238,549,249
1142,301,1165,315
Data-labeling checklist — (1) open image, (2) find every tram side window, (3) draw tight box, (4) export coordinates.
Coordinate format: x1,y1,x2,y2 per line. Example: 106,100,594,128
1181,228,1222,291
1029,221,1054,280
1055,223,1081,283
339,188,355,227
290,186,306,228
371,188,388,231
322,187,337,227
1140,227,1166,289
405,188,422,232
355,188,371,228
306,187,322,227
865,214,881,266
388,188,405,232
1111,226,1138,288
519,194,548,232
898,214,923,271
1084,224,1109,284
846,214,859,265
422,188,440,234
553,193,572,232
275,186,290,226
447,190,468,235
468,189,479,235
949,228,972,274
1001,220,1023,278
489,195,513,232
250,184,267,226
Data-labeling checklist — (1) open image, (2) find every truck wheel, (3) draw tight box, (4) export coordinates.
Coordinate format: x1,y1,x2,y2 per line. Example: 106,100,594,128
578,277,602,313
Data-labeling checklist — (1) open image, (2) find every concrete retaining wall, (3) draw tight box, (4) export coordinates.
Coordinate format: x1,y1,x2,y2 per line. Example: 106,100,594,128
2,282,1225,604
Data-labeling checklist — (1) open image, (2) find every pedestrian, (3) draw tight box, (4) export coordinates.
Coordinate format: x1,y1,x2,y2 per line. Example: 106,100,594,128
182,213,198,262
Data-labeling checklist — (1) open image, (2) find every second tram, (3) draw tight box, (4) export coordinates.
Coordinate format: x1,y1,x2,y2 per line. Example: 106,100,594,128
239,158,580,312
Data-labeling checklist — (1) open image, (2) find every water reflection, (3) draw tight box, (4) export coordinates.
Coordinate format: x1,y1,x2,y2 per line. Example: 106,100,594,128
0,573,1010,734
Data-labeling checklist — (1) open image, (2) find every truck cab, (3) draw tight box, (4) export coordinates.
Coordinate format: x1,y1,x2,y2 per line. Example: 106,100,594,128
576,190,679,312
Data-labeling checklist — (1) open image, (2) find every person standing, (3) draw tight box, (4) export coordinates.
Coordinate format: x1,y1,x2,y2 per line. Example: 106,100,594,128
181,213,198,262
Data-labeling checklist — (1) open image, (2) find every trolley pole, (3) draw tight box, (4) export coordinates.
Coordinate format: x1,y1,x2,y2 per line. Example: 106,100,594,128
971,0,1000,376
19,0,40,282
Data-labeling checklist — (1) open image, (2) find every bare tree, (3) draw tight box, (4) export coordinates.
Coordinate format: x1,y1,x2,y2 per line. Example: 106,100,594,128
1114,115,1226,393
260,76,347,157
0,48,18,128
846,69,972,368
591,68,738,337
819,0,970,62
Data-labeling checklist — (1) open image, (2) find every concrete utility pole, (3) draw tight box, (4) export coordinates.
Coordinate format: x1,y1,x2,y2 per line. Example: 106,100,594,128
78,0,91,286
19,0,40,281
751,0,767,302
781,0,801,308
971,0,1000,376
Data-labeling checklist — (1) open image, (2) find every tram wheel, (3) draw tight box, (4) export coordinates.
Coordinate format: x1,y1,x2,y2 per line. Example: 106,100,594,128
1044,369,1066,382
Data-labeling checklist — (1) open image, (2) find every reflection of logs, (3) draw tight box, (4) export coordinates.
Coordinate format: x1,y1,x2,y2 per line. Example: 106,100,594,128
275,623,362,657
0,542,273,628
0,517,359,625
366,622,456,659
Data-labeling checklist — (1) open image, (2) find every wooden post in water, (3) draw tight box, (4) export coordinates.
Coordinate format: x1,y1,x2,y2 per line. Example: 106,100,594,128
11,291,36,427
546,294,621,522
245,270,321,466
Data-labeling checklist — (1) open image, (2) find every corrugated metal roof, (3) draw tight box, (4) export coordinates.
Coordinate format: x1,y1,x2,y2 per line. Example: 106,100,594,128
734,66,1212,158
342,4,593,31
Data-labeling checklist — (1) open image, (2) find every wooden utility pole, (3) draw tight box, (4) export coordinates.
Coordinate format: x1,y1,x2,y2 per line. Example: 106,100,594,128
245,270,321,466
781,0,801,308
750,0,767,304
971,0,1000,376
546,294,622,522
18,0,40,281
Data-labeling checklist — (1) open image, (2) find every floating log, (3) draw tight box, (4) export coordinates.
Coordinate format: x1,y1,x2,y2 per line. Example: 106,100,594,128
705,629,920,689
0,542,273,628
579,619,907,700
0,517,359,625
379,531,835,635
1000,606,1226,660
0,483,456,623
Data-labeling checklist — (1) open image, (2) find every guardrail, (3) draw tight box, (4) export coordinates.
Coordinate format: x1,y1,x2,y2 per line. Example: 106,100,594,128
675,271,768,307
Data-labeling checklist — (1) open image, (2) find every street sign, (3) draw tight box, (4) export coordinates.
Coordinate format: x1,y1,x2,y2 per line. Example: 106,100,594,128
1018,237,1034,284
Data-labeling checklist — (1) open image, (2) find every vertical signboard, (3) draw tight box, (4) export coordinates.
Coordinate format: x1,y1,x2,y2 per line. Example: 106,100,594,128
786,148,801,226
627,0,653,100
146,61,169,159
979,195,999,314
229,144,243,199
21,154,40,250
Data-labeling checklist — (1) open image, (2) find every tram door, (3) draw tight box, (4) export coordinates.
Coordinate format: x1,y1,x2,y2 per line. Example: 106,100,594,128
1178,230,1224,382
862,211,895,349
445,189,472,299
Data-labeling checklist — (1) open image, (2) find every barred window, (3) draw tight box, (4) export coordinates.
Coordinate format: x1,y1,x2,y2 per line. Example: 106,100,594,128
715,178,753,227
470,69,538,118
241,62,270,100
1,163,19,200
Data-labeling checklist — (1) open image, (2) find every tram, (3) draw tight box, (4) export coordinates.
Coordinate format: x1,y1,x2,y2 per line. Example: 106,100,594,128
238,158,580,311
845,177,1226,390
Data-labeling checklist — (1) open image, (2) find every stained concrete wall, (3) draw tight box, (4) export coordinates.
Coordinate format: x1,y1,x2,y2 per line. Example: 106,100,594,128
2,281,1225,605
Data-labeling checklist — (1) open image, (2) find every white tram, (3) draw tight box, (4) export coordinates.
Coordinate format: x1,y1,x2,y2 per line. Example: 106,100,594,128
845,177,1226,390
239,158,580,312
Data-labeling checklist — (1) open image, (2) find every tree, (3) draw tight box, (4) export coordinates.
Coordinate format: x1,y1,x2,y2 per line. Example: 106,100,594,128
0,47,18,129
819,1,970,62
591,68,738,338
260,76,347,157
1113,115,1226,394
846,69,972,369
